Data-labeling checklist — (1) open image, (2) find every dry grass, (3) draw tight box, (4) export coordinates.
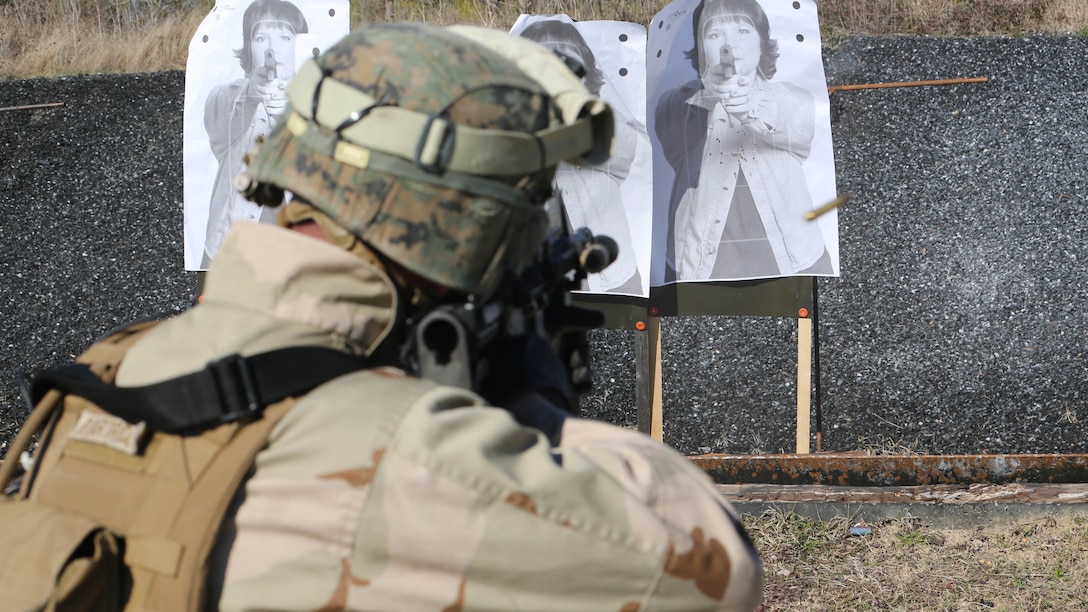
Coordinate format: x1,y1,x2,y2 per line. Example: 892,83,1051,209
5,12,204,76
747,509,1088,611
817,0,1088,37
0,0,207,77
4,0,1088,78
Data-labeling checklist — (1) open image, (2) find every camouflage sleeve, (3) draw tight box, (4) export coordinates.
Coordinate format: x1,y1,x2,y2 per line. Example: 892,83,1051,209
554,418,764,611
216,370,761,611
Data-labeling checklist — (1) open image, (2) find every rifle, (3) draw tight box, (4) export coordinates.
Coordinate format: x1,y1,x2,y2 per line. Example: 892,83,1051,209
401,226,617,413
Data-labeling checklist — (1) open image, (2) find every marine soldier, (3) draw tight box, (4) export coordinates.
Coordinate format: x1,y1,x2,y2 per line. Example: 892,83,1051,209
3,23,762,611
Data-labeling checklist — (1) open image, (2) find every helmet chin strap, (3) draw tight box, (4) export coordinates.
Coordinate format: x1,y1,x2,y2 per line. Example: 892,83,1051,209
276,201,454,321
276,200,388,272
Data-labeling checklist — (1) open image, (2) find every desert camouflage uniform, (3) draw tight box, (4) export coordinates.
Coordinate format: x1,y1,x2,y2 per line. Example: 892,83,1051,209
114,221,762,611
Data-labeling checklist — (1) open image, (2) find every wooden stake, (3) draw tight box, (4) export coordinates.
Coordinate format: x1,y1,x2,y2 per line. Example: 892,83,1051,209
650,316,663,442
636,319,652,435
796,317,812,454
828,76,988,93
635,315,664,442
0,102,65,113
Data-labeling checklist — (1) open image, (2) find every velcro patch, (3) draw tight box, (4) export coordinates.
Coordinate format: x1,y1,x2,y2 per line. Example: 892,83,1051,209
68,411,146,455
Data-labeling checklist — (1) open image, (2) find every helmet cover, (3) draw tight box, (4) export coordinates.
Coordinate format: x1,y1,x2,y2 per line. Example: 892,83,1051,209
244,23,571,297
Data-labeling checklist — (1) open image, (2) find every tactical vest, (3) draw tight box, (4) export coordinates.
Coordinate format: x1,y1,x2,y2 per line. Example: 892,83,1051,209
0,320,371,611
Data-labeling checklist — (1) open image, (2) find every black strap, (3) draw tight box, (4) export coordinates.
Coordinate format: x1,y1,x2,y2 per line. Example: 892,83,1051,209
30,347,371,434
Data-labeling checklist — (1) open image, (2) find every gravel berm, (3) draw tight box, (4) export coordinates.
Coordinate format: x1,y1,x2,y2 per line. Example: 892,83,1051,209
3,35,1087,457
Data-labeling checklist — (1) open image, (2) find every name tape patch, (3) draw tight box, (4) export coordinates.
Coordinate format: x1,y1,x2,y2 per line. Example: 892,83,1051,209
69,411,147,455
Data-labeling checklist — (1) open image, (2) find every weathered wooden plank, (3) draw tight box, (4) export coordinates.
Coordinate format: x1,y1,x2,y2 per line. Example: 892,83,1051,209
692,453,1088,486
717,483,1088,505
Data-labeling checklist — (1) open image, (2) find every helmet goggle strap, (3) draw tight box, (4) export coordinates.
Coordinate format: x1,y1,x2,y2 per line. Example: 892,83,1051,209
283,112,545,210
286,59,606,183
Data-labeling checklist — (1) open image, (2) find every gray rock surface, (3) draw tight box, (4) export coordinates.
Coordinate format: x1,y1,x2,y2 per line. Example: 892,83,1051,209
2,36,1087,457
0,72,198,455
585,35,1088,455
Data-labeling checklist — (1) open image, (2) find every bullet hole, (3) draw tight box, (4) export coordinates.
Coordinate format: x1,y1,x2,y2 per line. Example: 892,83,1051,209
202,35,209,43
793,1,801,8
312,47,320,57
329,8,335,16
796,34,805,42
619,67,628,76
620,33,628,42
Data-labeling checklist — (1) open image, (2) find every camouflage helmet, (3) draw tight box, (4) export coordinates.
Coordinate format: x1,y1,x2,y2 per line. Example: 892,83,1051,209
240,23,614,298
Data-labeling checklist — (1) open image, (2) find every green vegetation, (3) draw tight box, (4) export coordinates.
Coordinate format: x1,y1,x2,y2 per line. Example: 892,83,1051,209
3,0,1088,78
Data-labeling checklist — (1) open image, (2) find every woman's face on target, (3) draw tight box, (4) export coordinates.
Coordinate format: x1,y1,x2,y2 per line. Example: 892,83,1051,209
700,16,761,79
